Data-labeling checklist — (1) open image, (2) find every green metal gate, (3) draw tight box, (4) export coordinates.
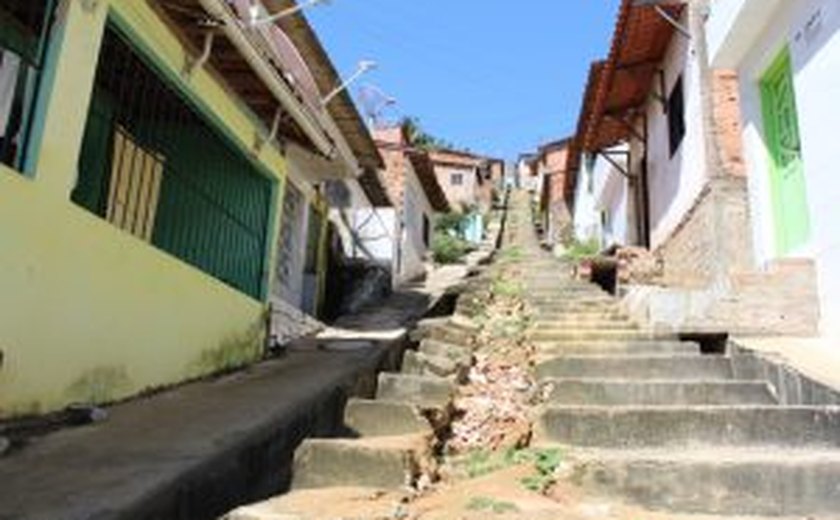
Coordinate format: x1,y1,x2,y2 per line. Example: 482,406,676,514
73,26,273,299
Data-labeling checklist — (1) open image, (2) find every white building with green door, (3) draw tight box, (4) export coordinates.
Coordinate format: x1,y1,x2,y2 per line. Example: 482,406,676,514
708,0,840,337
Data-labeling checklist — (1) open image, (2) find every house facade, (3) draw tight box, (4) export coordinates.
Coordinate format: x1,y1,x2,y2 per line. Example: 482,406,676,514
374,127,450,285
0,0,382,417
535,139,572,246
567,0,819,336
569,146,631,250
428,148,485,212
707,0,840,337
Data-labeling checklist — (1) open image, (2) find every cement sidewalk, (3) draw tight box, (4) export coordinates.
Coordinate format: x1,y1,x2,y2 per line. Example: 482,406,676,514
0,266,488,520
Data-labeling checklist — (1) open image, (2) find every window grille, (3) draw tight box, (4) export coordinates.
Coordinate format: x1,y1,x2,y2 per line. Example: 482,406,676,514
72,26,273,300
450,173,464,186
0,0,55,170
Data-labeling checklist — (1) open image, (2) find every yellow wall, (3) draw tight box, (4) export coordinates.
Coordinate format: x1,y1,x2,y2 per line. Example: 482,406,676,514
0,0,295,416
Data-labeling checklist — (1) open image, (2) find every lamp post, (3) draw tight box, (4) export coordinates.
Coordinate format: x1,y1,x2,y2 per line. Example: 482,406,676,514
248,0,331,28
322,60,378,108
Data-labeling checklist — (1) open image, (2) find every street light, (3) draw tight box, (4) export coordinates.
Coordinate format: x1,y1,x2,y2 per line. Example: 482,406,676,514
322,60,378,107
248,0,332,28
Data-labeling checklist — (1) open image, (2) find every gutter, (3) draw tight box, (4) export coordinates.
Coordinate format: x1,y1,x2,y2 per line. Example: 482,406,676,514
197,0,336,160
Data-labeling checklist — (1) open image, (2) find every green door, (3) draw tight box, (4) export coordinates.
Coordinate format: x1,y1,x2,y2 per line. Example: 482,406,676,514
760,48,810,255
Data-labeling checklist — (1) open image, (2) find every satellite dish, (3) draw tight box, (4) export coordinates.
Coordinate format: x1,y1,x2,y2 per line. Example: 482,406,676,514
228,0,322,111
358,83,397,129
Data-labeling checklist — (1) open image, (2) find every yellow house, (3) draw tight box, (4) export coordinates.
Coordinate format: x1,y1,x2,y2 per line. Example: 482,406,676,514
0,0,384,418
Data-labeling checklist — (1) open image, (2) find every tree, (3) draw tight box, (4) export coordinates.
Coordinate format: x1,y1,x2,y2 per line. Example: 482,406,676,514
399,116,455,151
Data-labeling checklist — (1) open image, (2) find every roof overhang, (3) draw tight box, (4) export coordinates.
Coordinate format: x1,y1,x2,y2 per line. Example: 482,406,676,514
408,151,451,213
269,0,385,173
582,0,686,152
152,0,383,183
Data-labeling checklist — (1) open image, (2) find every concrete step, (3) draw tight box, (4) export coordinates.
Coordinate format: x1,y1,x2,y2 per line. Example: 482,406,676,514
401,350,467,383
532,313,633,324
533,311,629,322
419,339,473,367
535,340,699,356
543,379,777,406
530,329,675,342
531,302,622,313
533,321,639,331
535,354,732,381
537,405,840,448
343,399,433,438
569,447,840,516
528,296,614,306
376,373,455,412
292,435,434,490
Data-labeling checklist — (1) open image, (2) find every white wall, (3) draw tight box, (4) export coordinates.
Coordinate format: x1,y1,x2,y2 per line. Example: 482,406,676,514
645,14,709,249
597,169,630,247
573,156,600,243
722,0,840,336
399,161,435,285
574,149,631,248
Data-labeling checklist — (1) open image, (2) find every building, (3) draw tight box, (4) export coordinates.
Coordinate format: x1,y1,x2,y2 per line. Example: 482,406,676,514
707,0,840,337
516,153,540,195
374,127,450,285
567,0,819,335
428,148,487,212
534,139,572,246
0,0,386,417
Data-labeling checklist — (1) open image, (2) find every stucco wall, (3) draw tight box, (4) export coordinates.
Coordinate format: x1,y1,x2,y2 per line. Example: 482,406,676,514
434,163,477,211
645,13,709,250
0,0,296,415
726,0,840,335
399,161,434,284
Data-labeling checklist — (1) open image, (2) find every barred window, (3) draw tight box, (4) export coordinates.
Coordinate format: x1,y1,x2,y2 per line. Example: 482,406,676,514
73,26,274,299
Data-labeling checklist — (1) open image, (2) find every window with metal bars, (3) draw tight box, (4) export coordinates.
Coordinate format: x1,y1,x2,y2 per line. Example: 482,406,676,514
0,0,55,170
72,25,274,300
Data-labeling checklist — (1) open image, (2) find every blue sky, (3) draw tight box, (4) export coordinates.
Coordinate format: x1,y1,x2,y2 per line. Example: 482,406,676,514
307,0,621,160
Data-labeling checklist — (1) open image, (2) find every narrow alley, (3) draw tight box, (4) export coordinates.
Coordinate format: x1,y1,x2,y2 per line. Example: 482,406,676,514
3,1,840,519
225,192,840,519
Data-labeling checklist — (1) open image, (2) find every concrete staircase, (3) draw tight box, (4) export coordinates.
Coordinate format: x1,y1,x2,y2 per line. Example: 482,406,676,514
526,260,840,516
289,315,478,494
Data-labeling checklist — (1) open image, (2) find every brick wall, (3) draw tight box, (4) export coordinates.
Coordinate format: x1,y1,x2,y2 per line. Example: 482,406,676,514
373,128,407,214
712,70,747,178
656,177,753,287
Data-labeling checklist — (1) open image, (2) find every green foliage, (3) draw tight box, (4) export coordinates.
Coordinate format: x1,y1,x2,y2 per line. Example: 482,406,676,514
498,246,523,264
457,449,510,479
435,211,468,233
519,448,564,494
491,274,522,298
563,237,601,261
400,116,456,151
466,496,520,514
432,233,471,264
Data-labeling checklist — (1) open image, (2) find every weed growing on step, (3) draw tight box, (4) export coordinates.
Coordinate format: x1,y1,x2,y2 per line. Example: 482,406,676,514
491,276,522,298
519,448,565,493
498,246,523,264
466,496,520,513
